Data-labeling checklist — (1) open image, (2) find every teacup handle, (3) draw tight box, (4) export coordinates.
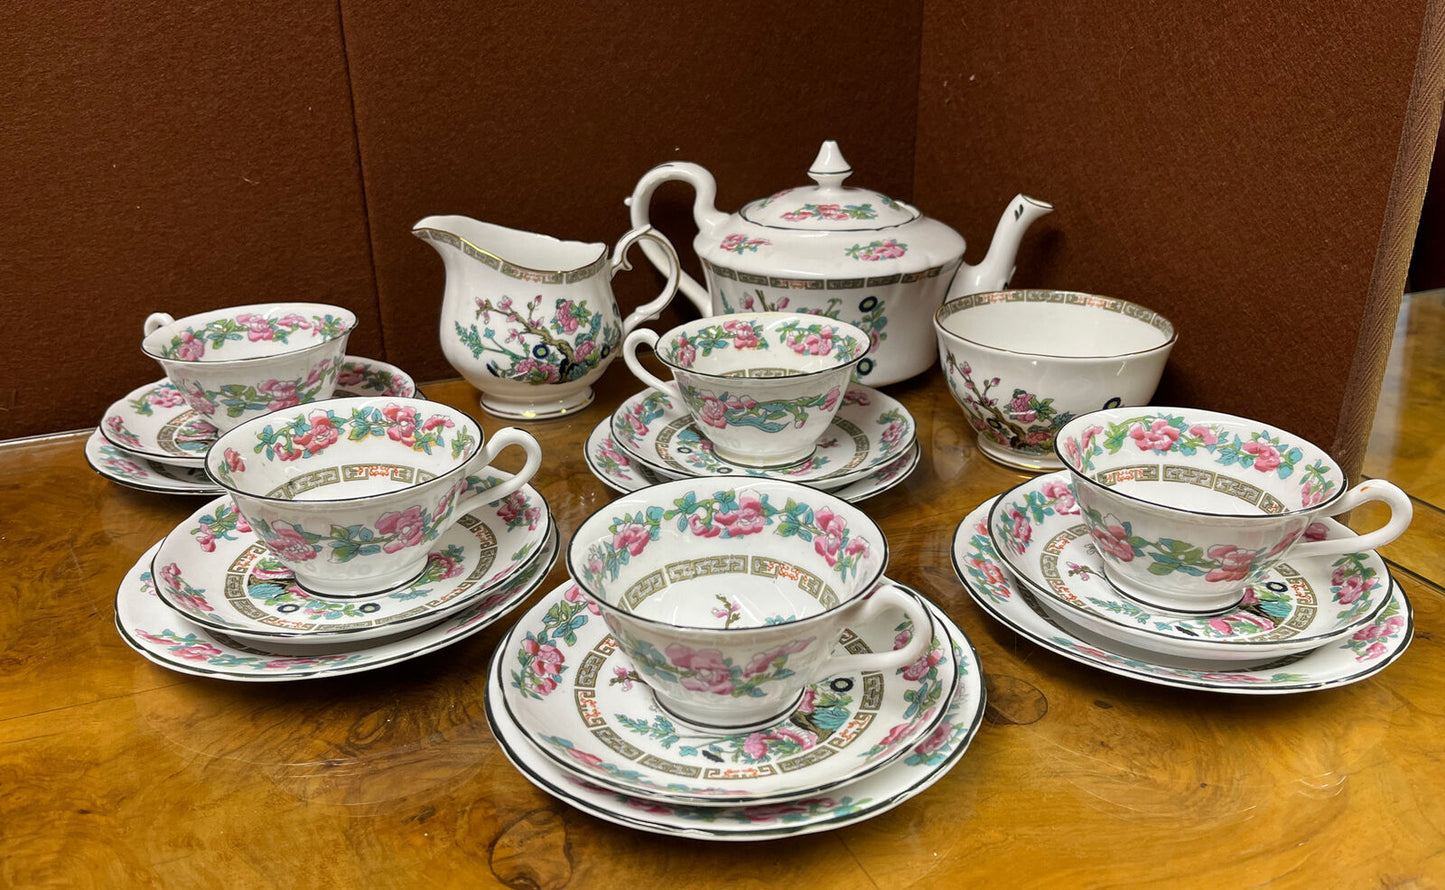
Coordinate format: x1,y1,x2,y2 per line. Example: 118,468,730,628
621,328,680,399
612,225,683,335
459,427,543,509
1288,478,1413,561
143,312,175,336
820,585,935,675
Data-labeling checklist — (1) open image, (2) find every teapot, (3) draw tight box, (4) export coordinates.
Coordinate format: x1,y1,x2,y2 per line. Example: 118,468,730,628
626,141,1052,384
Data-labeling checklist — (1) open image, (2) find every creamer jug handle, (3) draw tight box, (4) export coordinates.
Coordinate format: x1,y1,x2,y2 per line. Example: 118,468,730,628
612,225,683,335
625,162,724,317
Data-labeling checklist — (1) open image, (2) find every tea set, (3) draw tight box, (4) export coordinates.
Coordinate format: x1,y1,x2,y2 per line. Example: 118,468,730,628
92,141,1414,840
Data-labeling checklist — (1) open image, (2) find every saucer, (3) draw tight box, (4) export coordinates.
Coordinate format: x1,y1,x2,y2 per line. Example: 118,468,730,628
151,480,550,644
953,496,1413,693
584,417,921,503
493,580,959,806
84,429,224,496
485,586,986,840
99,356,420,468
116,526,556,682
610,385,916,486
987,473,1393,665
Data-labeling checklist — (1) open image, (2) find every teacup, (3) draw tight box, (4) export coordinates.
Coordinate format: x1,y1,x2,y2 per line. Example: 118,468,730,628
142,303,357,434
934,290,1176,471
566,477,934,731
206,396,541,597
1055,406,1412,614
622,312,869,467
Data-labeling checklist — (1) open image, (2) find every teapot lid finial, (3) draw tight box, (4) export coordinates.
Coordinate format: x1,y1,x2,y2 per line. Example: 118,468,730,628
808,140,852,190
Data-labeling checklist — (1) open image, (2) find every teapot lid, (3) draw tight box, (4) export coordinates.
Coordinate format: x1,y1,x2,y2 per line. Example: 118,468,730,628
739,141,921,231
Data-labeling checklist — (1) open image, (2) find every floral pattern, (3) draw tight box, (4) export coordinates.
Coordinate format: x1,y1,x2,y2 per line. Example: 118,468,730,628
228,402,473,472
174,358,341,421
843,239,907,261
781,203,879,222
155,311,349,361
511,586,597,699
580,488,872,586
677,383,842,434
720,233,770,253
944,350,1081,456
455,294,617,385
1062,412,1340,503
1077,503,1299,586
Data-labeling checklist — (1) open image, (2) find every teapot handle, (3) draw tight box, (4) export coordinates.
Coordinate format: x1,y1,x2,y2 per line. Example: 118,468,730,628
625,162,725,318
612,225,683,335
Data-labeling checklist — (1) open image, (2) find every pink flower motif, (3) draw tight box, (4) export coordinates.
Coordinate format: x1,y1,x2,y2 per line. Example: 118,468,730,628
812,507,848,565
425,549,463,581
265,522,318,562
743,639,810,677
1080,424,1104,452
563,583,601,615
174,642,225,661
175,331,206,361
698,394,729,429
292,412,339,454
383,403,419,445
667,645,736,694
1204,545,1257,583
238,313,277,342
1303,522,1329,542
1188,424,1219,445
514,357,560,383
523,636,565,680
195,527,217,552
1334,573,1369,605
913,721,953,757
901,645,943,681
1207,616,1235,635
376,506,427,553
223,448,245,473
496,492,541,530
688,514,722,538
1006,506,1032,550
714,493,768,536
968,556,1008,587
337,365,364,387
574,340,596,362
611,666,634,690
1041,479,1077,513
723,320,761,350
612,522,652,557
1089,521,1135,562
1009,391,1037,423
149,388,186,409
556,301,580,333
1243,439,1282,472
823,387,843,414
1128,419,1180,452
720,234,746,251
259,379,301,411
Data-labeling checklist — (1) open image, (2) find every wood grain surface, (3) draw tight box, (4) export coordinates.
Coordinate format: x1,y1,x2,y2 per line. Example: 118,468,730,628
1,294,1441,888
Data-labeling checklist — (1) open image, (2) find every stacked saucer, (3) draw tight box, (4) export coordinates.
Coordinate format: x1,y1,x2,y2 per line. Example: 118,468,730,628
484,578,985,840
88,356,419,496
950,473,1413,693
115,476,555,681
584,385,921,502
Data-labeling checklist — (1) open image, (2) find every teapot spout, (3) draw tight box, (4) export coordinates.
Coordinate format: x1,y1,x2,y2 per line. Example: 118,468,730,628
950,195,1053,299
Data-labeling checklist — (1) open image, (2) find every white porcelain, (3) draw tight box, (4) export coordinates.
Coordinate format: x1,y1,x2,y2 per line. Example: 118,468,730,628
414,215,681,419
953,496,1413,693
495,578,957,806
207,397,541,597
628,140,1053,385
85,429,223,496
115,529,556,682
1055,407,1413,613
987,473,1393,666
566,477,933,730
623,313,870,467
610,384,915,487
150,481,549,643
934,290,1175,471
485,582,985,840
98,357,420,470
142,303,356,434
584,417,922,503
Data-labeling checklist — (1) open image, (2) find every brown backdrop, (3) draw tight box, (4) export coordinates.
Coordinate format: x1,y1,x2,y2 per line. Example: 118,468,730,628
2,0,1438,483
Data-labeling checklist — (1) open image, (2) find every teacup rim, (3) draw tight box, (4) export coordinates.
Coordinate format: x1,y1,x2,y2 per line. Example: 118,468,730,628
204,395,483,506
564,475,891,633
652,311,872,383
1054,405,1348,519
142,302,357,365
933,289,1177,361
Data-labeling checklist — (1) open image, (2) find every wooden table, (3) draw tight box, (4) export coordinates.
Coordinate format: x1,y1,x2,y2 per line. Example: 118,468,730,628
2,292,1441,888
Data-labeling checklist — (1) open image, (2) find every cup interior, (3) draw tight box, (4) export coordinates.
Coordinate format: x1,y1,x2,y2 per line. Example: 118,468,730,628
936,291,1174,357
656,314,867,380
1057,408,1346,516
569,479,886,630
143,303,356,365
208,398,481,502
